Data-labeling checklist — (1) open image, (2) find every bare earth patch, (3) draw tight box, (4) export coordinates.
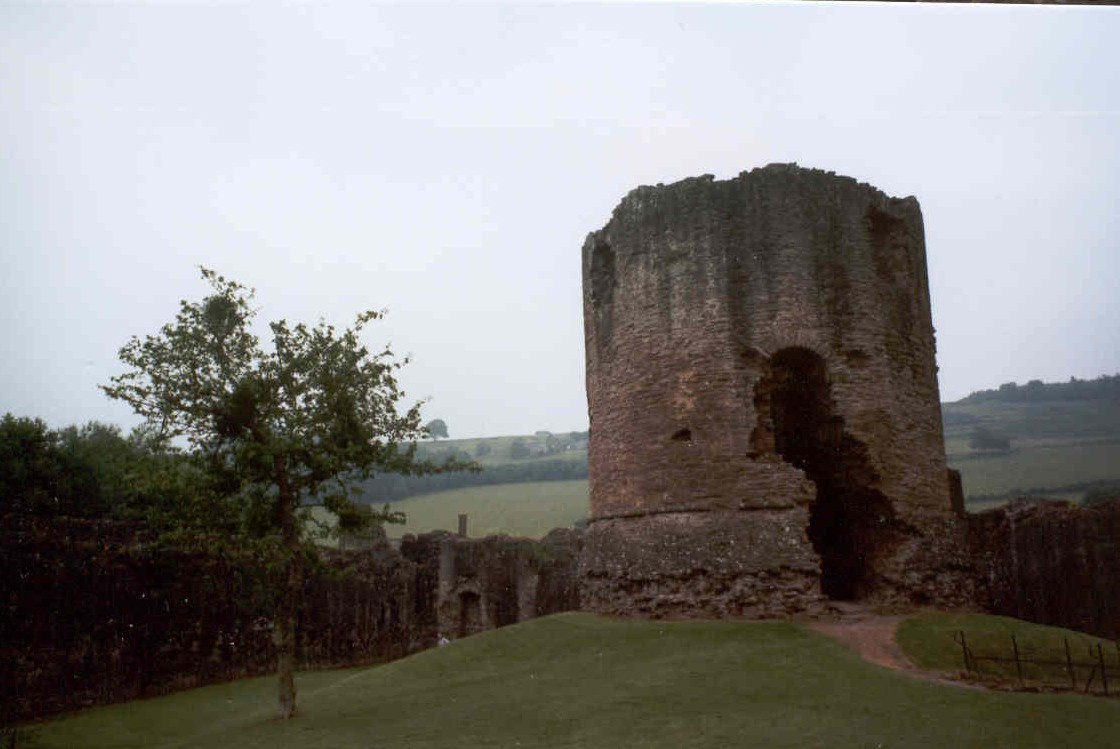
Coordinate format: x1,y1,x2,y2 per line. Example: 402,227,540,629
807,610,980,690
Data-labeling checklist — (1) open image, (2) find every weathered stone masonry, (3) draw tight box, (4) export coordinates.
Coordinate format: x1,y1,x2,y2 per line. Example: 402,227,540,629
0,518,581,726
580,164,974,617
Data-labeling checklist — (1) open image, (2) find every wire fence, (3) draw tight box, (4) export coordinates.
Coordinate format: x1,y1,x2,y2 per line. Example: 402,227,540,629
955,630,1120,697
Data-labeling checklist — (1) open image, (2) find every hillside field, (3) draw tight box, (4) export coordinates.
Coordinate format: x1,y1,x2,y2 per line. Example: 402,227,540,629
21,613,1118,749
312,379,1120,541
941,393,1120,501
385,480,588,539
948,439,1120,499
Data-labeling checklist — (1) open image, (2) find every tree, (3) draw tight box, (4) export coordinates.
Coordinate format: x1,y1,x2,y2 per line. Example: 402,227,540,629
508,437,529,459
0,415,146,519
0,414,57,516
425,418,448,440
101,268,470,719
474,441,492,458
545,434,563,454
968,426,1011,452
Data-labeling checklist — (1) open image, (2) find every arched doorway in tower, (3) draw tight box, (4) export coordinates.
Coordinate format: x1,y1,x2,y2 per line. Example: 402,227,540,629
761,347,895,600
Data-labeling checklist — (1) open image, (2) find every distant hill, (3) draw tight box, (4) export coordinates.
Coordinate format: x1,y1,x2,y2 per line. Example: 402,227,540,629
942,374,1120,506
956,374,1120,406
354,432,588,506
355,375,1120,512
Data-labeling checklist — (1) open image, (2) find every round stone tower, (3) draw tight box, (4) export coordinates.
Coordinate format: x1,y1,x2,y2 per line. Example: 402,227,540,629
579,164,973,617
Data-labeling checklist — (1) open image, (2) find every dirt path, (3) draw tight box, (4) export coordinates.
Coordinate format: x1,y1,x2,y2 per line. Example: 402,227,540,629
807,613,980,690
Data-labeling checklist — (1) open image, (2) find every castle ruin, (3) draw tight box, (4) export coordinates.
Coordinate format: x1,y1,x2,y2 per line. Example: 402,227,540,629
579,164,974,617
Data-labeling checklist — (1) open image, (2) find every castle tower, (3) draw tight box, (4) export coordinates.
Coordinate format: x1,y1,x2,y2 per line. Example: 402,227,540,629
579,164,972,617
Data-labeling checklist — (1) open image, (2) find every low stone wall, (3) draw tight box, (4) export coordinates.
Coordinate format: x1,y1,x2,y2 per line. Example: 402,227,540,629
8,498,1115,725
968,498,1120,640
404,529,582,639
0,516,581,726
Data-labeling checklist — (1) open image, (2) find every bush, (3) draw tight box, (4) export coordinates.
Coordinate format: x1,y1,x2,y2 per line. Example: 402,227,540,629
969,427,1012,452
1083,486,1120,507
355,457,587,505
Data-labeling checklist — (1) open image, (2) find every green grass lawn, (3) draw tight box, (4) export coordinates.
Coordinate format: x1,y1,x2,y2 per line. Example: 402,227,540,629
386,480,589,538
21,613,1118,749
898,611,1119,689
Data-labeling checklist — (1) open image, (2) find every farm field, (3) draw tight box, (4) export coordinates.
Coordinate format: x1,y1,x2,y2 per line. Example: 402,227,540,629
386,480,588,539
949,440,1120,500
312,385,1120,542
941,391,1120,501
21,613,1119,749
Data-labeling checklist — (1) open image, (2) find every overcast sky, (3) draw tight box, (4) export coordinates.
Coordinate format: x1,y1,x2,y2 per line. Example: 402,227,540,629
2,2,1118,438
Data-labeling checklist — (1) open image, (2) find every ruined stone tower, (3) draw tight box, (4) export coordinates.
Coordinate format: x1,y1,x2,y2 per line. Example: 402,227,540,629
580,164,973,617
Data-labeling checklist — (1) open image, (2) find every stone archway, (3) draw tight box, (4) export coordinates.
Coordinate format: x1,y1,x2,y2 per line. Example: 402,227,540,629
762,347,896,600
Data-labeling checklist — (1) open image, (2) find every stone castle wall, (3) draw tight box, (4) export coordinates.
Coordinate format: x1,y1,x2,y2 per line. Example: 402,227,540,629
0,516,580,726
969,499,1120,640
581,164,974,616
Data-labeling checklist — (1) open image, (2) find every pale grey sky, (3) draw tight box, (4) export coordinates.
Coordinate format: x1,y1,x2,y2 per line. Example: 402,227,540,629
2,3,1118,438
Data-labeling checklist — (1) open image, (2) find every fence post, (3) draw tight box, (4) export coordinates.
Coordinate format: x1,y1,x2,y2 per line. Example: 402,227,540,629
958,630,971,674
1065,637,1076,690
457,514,468,538
1012,634,1024,686
1099,644,1109,697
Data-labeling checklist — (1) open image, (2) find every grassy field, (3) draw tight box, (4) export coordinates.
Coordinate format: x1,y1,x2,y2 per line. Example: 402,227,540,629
386,480,589,539
365,432,1120,539
21,613,1119,749
372,391,1120,522
299,391,1120,542
898,611,1118,687
942,398,1120,443
941,395,1120,503
950,440,1120,500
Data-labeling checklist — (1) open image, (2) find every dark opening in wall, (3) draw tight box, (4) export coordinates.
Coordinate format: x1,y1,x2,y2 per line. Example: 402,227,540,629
764,347,895,600
671,428,692,443
457,591,482,638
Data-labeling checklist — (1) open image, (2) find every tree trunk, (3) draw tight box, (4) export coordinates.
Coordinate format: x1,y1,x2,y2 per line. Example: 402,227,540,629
276,557,299,719
275,458,300,719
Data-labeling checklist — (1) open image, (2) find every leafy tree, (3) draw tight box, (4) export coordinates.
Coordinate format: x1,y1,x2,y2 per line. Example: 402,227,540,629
961,373,1120,404
0,415,150,518
425,418,448,440
0,414,58,516
101,268,470,719
474,441,492,458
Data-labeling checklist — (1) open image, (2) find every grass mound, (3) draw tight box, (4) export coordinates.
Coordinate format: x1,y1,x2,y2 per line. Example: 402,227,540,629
22,613,1119,748
898,611,1118,689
